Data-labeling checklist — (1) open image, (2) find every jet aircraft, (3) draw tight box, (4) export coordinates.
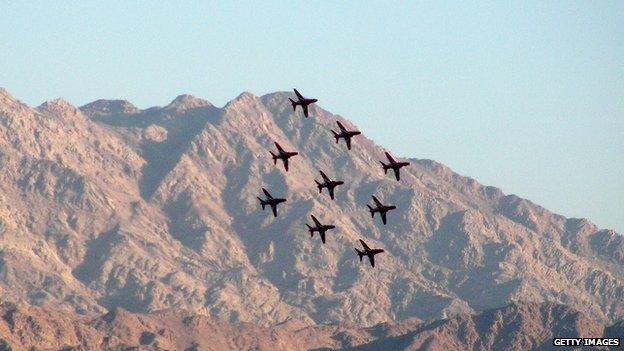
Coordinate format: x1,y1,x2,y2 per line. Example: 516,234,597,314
257,188,286,217
380,152,410,181
270,142,298,172
314,171,344,200
366,195,396,225
331,121,361,150
355,239,385,268
305,215,336,244
288,88,318,118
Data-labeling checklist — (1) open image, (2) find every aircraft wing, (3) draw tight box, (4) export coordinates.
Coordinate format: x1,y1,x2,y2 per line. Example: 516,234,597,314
369,254,375,268
294,88,305,101
320,232,326,244
372,249,385,255
271,204,278,217
359,239,371,251
385,152,396,163
262,188,272,199
303,105,309,118
372,195,383,207
329,187,335,200
381,211,387,225
320,171,330,182
274,142,285,153
336,120,347,132
394,169,401,181
311,215,321,226
346,138,352,150
283,158,289,172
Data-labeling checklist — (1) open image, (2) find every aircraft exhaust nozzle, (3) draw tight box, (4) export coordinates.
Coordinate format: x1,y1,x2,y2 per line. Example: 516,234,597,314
355,248,364,261
314,180,323,193
380,161,388,173
366,204,374,217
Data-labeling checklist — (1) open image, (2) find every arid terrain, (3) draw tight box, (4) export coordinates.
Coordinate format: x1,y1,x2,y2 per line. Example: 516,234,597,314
0,300,622,350
0,87,622,349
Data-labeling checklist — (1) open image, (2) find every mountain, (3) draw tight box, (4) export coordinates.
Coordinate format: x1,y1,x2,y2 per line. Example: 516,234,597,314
0,87,622,348
0,301,618,350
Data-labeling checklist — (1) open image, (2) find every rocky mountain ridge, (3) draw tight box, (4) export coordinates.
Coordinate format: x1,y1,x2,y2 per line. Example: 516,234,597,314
0,87,622,333
0,301,621,350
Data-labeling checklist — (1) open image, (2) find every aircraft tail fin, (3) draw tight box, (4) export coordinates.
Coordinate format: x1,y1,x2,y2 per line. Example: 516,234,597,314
314,180,323,193
288,98,296,111
380,161,388,174
366,204,375,217
331,130,339,143
270,151,277,164
355,248,364,261
306,223,313,232
257,197,266,210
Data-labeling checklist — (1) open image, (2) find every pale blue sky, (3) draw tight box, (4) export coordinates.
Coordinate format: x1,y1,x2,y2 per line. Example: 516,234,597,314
1,1,622,232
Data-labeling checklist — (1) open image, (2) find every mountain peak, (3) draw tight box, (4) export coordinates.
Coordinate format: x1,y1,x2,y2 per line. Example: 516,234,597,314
80,99,139,116
0,87,621,339
165,94,211,111
231,91,260,103
223,91,263,112
260,91,291,101
0,88,15,112
0,87,14,100
37,98,78,114
236,91,258,100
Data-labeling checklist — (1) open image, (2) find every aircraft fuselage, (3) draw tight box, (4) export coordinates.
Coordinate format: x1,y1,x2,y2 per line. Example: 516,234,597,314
322,180,344,188
295,98,317,106
310,224,335,233
372,205,396,213
276,151,298,160
337,131,361,138
267,198,286,205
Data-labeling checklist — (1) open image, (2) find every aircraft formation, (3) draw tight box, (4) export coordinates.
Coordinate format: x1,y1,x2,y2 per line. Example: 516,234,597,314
257,88,410,268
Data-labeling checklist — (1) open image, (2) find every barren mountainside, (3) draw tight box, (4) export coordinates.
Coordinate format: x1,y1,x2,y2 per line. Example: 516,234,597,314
0,86,623,349
0,301,620,350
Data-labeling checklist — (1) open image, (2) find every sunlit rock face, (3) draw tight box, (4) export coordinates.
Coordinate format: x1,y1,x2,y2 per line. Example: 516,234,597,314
0,87,621,335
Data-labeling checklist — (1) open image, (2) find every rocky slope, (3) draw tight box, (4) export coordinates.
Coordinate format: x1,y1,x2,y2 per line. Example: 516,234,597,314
0,86,622,333
0,301,618,350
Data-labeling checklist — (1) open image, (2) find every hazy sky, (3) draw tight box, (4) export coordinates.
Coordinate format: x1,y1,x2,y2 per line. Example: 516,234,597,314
1,1,622,233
